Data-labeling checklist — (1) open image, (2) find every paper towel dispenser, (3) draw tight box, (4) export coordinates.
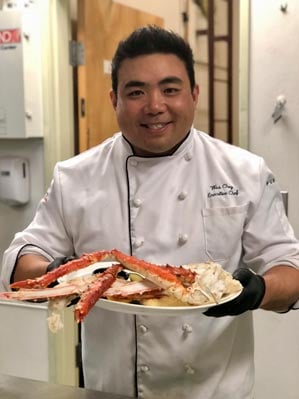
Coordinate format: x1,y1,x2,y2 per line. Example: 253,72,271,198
0,156,29,205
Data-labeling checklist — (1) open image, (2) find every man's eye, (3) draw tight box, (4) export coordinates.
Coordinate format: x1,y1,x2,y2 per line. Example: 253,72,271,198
164,87,180,94
127,90,144,97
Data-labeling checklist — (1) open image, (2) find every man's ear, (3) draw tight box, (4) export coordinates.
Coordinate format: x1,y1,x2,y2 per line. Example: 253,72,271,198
192,84,200,105
110,89,117,109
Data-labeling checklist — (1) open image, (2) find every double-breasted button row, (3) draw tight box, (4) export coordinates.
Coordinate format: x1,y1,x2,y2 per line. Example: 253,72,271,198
138,324,193,335
133,234,188,249
139,363,195,375
129,160,190,248
137,324,196,376
178,190,189,247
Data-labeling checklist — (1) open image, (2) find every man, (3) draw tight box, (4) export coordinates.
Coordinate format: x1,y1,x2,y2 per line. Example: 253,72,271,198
1,26,299,399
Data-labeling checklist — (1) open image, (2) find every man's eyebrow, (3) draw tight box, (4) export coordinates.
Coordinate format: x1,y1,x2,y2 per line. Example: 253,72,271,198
159,76,183,85
123,76,183,90
124,80,145,89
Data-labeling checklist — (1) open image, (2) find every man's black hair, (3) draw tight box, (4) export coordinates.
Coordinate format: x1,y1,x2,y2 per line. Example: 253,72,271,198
111,25,196,94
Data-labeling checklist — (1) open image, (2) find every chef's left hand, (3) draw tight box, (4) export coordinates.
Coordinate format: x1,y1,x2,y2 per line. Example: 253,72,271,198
46,256,76,273
204,268,266,317
46,256,76,287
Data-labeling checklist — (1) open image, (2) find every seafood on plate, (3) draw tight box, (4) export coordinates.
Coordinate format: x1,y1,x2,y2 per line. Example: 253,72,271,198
0,249,242,332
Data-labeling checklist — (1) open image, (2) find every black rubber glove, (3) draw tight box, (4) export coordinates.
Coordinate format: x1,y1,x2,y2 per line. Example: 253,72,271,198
204,268,266,317
46,256,76,273
46,256,76,287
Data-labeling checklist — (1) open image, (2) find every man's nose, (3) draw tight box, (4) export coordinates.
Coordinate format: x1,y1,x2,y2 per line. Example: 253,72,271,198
144,91,166,114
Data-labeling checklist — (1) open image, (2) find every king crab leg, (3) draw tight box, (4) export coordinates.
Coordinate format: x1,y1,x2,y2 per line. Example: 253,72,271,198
10,250,114,289
74,264,122,322
0,283,82,302
164,265,196,286
111,249,189,299
111,250,214,304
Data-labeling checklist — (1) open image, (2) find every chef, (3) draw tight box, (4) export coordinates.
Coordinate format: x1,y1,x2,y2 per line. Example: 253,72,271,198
1,26,299,399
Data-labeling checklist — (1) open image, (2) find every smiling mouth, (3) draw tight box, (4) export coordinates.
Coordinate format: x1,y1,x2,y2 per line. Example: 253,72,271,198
140,122,170,130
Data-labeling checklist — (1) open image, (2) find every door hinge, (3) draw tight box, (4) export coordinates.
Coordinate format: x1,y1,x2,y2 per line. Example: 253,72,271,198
80,98,86,117
69,40,85,66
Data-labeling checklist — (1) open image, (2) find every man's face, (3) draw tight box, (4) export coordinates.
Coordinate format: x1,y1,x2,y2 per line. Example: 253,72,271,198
110,53,199,156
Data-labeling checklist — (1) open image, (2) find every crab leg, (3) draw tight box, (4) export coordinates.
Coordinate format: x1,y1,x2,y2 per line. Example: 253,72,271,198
111,249,215,305
111,249,189,301
0,284,79,302
74,264,122,322
10,250,114,289
164,265,196,286
1,272,107,302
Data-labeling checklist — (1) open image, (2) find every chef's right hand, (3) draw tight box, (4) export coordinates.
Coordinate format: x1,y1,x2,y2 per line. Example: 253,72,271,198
204,268,266,317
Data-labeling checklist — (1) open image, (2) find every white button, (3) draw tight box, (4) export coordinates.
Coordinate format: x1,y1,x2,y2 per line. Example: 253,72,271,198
178,233,188,245
140,365,150,373
133,198,142,207
134,238,144,248
139,324,148,334
178,191,187,200
184,152,192,161
130,159,138,167
182,323,193,333
184,364,195,375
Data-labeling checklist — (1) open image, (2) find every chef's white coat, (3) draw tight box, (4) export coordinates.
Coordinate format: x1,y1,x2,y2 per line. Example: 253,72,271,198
2,129,299,399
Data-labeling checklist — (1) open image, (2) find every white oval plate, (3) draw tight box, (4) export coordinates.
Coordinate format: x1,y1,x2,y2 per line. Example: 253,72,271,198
96,290,242,316
59,262,242,316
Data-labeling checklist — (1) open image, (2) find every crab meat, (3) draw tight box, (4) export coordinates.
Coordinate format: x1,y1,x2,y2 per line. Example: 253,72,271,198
104,279,164,300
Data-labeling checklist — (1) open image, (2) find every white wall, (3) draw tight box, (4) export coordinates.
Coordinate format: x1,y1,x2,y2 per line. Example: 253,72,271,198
0,0,74,270
249,1,299,398
0,140,45,269
0,2,45,267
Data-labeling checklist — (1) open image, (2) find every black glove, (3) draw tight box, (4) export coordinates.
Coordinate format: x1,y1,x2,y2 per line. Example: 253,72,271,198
46,256,76,273
204,268,266,317
46,256,76,287
47,256,81,306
